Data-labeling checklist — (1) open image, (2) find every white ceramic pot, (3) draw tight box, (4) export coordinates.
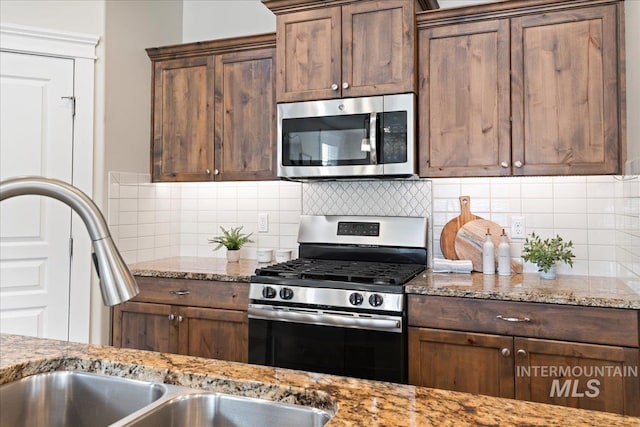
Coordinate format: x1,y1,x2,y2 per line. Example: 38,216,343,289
226,249,241,263
257,248,273,263
539,264,557,280
275,249,292,263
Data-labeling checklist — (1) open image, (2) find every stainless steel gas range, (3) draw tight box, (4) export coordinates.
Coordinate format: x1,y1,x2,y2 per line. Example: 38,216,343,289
248,215,428,383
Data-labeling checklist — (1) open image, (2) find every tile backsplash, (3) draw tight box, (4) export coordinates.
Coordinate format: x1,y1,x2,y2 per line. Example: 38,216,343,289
108,172,302,263
107,172,639,279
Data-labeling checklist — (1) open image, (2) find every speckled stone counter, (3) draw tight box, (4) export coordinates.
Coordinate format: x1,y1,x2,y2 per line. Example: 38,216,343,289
406,271,640,309
1,334,638,426
131,257,640,309
130,257,269,282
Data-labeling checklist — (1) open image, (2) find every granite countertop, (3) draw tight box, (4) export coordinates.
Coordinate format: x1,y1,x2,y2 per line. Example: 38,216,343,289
129,257,268,282
406,271,640,309
130,257,640,309
2,334,637,426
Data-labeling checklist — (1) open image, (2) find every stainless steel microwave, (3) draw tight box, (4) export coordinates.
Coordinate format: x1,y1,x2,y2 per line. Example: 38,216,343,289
277,93,415,179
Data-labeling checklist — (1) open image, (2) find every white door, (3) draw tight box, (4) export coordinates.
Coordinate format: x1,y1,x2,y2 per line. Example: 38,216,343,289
0,51,75,340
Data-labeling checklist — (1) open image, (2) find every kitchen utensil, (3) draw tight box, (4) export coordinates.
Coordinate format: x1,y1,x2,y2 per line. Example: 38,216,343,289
439,196,482,260
454,219,523,273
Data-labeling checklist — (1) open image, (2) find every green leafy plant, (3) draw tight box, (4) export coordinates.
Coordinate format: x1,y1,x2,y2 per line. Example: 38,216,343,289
208,226,253,251
521,232,575,273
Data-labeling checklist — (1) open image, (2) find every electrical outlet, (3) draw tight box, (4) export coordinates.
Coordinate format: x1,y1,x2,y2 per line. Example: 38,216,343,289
258,213,269,233
511,216,526,238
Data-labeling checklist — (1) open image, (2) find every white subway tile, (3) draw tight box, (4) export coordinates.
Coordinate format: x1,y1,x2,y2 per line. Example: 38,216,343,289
587,213,616,229
238,198,258,211
521,183,552,198
586,198,616,214
137,223,155,237
119,211,137,225
280,211,301,224
524,213,554,229
554,198,586,214
119,198,137,212
138,198,155,212
138,236,155,250
553,182,587,199
197,211,217,223
138,185,155,199
460,182,491,198
280,198,302,211
554,213,587,229
522,198,554,213
119,185,138,199
432,183,461,198
218,211,238,223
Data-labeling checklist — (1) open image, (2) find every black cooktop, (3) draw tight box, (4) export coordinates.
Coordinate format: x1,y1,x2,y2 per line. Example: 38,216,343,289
254,258,425,286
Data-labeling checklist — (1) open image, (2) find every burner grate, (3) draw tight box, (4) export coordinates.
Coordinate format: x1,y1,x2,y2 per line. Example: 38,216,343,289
256,259,424,286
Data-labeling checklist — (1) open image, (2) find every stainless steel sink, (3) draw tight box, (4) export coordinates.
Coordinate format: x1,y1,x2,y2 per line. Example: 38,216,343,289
0,371,333,427
121,393,332,427
0,371,169,427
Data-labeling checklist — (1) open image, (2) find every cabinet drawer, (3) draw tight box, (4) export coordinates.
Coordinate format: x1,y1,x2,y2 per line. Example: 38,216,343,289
408,295,639,347
132,276,249,311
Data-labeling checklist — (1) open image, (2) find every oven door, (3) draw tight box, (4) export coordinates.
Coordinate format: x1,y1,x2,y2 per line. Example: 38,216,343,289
248,304,406,383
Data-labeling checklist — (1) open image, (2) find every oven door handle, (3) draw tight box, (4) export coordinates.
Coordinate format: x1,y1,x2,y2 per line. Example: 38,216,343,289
247,305,402,333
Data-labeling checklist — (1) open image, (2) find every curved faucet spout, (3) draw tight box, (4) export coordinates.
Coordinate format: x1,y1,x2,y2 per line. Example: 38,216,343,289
0,176,139,306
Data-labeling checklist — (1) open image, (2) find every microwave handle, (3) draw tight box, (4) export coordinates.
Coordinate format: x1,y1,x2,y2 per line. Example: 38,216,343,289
369,112,377,164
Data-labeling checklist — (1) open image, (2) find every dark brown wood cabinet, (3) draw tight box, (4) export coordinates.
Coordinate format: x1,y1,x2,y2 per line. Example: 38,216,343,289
147,34,277,182
417,0,625,177
266,0,421,102
112,276,249,363
408,295,640,416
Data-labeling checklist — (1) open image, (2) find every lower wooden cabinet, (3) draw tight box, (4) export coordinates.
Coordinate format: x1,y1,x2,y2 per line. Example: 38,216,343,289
112,277,248,363
408,295,640,416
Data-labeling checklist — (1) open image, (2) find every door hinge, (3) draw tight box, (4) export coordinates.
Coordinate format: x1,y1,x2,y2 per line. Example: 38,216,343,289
61,96,76,117
69,237,74,258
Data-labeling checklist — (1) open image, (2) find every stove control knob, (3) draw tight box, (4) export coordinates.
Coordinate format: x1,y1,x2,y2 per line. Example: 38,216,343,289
369,293,384,307
279,287,294,300
262,286,277,299
349,292,364,306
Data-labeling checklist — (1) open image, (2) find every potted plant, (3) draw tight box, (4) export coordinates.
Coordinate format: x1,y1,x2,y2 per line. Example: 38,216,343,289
521,232,575,279
208,226,253,262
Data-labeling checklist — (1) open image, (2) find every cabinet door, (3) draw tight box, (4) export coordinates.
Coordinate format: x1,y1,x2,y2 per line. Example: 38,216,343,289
214,48,277,181
276,7,341,102
152,56,214,182
408,327,515,398
515,338,640,416
177,306,248,363
341,0,415,97
112,301,177,354
511,5,620,175
418,19,511,177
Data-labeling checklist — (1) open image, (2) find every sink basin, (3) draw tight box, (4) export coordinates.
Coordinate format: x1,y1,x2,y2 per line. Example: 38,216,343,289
0,371,333,427
122,393,332,427
0,371,169,427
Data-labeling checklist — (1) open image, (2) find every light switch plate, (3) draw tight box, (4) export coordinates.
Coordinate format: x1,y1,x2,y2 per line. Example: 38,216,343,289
258,213,269,232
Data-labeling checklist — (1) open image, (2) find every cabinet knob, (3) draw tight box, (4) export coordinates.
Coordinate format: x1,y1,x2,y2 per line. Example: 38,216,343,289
214,168,220,176
177,315,183,323
342,82,350,89
331,83,339,91
514,161,523,168
169,289,190,296
501,348,511,358
517,349,527,357
168,314,175,321
501,161,509,168
205,169,211,175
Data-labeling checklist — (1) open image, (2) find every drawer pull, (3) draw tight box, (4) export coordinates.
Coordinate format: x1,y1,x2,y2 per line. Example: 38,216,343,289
496,315,531,323
169,289,191,296
177,315,183,323
501,348,511,357
517,349,527,357
168,314,175,321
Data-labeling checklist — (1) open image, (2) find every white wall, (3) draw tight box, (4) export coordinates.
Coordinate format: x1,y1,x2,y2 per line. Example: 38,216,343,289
182,0,275,42
0,0,104,35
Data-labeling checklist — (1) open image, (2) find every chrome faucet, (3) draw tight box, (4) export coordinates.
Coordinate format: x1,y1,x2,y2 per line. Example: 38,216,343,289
0,176,139,306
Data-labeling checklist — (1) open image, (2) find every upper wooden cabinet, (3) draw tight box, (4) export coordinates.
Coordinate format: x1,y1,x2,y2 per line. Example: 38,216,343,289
265,0,428,102
417,0,625,177
147,34,277,182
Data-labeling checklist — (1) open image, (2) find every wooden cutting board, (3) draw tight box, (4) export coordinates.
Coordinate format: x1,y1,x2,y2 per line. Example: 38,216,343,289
454,219,523,273
439,196,482,260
